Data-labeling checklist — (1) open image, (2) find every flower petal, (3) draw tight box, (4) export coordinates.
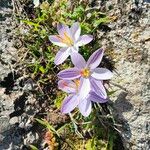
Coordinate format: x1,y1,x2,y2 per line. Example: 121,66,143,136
89,91,108,103
58,80,76,93
49,35,67,47
76,35,93,46
70,46,79,53
90,78,107,99
58,68,81,80
78,78,91,100
57,23,70,37
91,68,113,80
87,48,104,69
61,95,79,114
78,98,92,117
71,52,86,69
54,47,70,65
70,22,81,41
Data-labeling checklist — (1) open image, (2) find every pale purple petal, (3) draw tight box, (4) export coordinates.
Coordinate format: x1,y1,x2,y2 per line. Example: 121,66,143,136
91,68,113,80
89,91,108,103
90,78,107,99
61,95,79,114
54,47,70,65
78,78,91,100
86,48,104,69
71,52,86,69
58,80,76,94
70,22,81,41
49,35,67,47
57,23,70,37
78,98,92,117
76,35,93,46
71,46,79,53
58,68,81,80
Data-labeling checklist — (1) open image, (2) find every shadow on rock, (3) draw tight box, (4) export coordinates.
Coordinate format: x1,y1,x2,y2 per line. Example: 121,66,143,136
110,91,134,149
0,13,12,21
0,125,24,149
9,93,28,118
0,72,20,94
114,92,133,113
0,0,12,9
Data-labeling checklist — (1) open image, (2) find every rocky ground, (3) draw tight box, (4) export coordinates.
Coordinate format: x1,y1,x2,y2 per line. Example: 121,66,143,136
99,0,150,149
0,0,150,150
0,0,39,149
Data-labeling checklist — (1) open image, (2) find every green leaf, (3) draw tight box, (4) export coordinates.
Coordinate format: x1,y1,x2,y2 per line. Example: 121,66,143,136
39,66,45,74
54,93,66,109
30,144,38,150
93,17,110,27
22,20,40,28
85,139,95,150
35,118,60,137
81,23,91,33
70,6,85,19
106,131,115,150
54,98,62,109
108,90,117,96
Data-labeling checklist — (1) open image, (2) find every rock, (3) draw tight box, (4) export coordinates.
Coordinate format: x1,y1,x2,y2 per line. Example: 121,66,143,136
9,117,18,125
99,0,150,149
26,106,35,116
0,1,25,149
0,116,10,133
24,132,39,145
0,125,23,150
143,0,150,3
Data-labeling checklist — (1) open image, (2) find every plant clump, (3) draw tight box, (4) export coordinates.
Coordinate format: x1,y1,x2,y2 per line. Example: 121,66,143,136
16,0,123,149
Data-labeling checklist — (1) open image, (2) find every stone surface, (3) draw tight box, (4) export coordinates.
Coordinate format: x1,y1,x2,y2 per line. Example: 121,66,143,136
24,132,39,145
97,0,150,149
0,1,39,149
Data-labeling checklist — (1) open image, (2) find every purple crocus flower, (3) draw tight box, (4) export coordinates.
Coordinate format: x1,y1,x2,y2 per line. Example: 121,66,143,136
49,22,93,65
58,48,113,100
58,79,108,117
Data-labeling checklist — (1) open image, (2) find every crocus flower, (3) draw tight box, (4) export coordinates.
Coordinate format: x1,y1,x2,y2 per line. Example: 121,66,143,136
49,22,93,65
58,80,108,117
58,48,113,100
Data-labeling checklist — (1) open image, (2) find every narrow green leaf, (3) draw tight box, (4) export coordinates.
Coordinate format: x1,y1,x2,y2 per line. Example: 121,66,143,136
22,20,40,27
35,118,60,137
30,144,38,150
39,66,45,74
93,17,110,27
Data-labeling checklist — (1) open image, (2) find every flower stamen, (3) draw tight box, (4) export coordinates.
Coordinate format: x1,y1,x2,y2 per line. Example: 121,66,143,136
56,32,73,46
63,32,73,46
80,68,90,78
74,79,80,92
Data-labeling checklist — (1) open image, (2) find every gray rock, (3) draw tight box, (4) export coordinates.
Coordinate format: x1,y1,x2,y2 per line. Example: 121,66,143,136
24,132,39,145
0,125,23,149
0,116,10,133
9,117,18,125
100,0,150,149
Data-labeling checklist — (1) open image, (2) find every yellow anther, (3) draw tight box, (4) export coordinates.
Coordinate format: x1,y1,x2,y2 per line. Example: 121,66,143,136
74,79,80,92
74,79,80,88
56,32,73,46
63,32,73,46
80,68,90,78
